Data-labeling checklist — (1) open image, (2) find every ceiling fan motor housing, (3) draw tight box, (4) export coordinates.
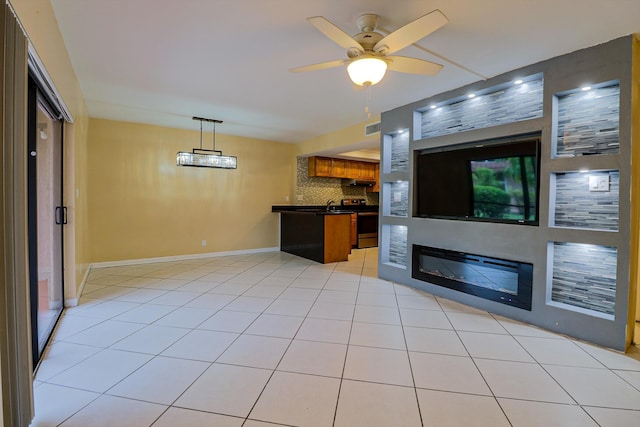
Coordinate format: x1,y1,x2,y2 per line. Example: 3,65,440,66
356,13,379,32
353,31,384,54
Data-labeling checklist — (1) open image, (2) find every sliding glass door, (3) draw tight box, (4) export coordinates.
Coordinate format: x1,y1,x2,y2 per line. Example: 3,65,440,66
27,75,65,368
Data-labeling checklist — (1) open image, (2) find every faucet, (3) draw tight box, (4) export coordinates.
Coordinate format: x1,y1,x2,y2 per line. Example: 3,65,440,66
326,199,336,211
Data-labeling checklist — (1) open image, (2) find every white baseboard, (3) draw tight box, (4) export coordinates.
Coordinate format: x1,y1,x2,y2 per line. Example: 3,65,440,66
65,265,92,307
90,247,280,269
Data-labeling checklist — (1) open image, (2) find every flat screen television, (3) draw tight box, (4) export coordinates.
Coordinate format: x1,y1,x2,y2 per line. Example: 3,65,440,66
415,136,540,225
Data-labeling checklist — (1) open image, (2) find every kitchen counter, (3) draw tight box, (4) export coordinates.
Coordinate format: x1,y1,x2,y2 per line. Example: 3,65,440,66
272,206,353,263
272,205,379,213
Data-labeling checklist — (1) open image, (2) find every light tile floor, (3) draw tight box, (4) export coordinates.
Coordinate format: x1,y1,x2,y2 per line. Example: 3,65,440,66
31,249,640,427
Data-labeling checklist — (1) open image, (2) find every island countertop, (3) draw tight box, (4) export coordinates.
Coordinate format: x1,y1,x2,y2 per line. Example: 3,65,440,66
273,207,353,263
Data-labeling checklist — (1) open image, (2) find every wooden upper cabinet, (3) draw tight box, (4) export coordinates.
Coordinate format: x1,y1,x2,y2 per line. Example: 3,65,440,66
345,161,361,179
331,159,348,178
308,156,332,177
308,156,379,183
367,163,380,193
359,162,376,180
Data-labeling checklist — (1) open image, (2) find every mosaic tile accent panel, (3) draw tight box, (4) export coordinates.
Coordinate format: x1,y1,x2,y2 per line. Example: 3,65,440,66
390,131,409,172
420,78,543,139
551,242,617,316
553,171,619,231
389,181,409,217
296,158,379,205
555,84,619,157
385,225,408,268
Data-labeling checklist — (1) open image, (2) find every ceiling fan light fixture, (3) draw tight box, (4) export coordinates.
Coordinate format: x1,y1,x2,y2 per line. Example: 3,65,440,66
347,57,388,86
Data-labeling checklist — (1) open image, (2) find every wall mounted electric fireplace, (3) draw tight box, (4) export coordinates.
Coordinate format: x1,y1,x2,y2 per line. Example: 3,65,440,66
412,245,533,310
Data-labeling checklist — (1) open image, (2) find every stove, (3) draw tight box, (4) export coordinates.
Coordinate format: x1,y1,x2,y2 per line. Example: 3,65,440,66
341,199,378,248
341,198,367,206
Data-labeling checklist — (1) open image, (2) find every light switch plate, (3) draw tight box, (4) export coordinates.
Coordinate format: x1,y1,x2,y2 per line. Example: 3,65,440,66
589,175,610,192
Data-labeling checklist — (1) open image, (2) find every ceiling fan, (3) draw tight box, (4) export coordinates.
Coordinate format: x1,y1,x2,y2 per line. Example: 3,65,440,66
290,9,448,86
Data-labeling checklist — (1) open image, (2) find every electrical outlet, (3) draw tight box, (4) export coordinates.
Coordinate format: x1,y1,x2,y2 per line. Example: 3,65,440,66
285,195,289,202
201,240,207,247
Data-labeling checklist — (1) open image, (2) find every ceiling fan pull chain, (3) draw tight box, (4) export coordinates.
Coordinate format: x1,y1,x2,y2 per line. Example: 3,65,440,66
365,85,372,119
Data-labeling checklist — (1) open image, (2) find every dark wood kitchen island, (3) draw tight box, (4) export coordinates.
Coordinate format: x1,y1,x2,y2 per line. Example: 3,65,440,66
272,207,352,264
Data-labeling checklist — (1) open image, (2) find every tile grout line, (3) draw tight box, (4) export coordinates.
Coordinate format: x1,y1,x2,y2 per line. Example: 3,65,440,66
395,282,426,427
332,249,366,427
440,302,515,427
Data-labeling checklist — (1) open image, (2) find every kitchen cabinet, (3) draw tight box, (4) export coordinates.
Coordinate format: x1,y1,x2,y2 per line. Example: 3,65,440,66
350,213,357,246
331,159,348,178
367,163,380,193
276,210,352,263
345,161,360,179
308,156,332,177
359,162,376,180
308,156,379,180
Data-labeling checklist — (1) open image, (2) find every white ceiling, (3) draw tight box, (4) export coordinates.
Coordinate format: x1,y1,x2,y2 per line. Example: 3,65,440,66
50,0,639,145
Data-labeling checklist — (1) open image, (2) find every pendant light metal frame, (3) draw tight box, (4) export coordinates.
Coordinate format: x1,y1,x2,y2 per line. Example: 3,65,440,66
177,116,237,169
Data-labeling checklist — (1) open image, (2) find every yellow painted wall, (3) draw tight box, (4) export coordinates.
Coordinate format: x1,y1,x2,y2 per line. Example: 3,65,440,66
87,119,295,262
295,117,381,157
9,0,91,300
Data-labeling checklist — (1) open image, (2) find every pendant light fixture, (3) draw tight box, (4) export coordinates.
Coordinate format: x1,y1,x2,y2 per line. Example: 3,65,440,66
177,116,237,169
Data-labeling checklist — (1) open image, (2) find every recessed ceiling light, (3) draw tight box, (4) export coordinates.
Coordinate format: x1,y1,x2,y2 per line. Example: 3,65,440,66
430,104,436,109
579,168,589,173
398,129,404,134
514,79,523,85
468,93,476,98
581,86,592,91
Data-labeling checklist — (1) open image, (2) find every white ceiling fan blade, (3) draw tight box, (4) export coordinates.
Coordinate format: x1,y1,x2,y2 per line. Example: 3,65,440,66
374,9,448,54
307,16,363,53
386,56,443,75
289,59,346,73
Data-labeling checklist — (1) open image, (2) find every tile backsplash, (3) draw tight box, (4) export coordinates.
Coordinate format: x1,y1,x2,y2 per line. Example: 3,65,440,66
296,157,379,206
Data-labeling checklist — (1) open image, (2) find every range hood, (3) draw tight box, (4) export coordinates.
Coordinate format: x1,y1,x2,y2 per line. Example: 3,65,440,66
342,178,376,187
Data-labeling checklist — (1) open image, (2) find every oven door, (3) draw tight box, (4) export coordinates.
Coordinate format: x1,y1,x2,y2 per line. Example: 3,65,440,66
357,212,378,248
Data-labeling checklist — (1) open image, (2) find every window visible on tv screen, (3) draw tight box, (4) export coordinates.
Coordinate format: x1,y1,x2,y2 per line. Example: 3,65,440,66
415,137,540,225
470,156,537,221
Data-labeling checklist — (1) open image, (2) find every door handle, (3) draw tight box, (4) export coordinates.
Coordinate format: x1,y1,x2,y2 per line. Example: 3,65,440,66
55,206,68,225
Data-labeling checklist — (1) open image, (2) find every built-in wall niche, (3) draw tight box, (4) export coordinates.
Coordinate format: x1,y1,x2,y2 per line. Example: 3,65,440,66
418,74,543,140
554,82,620,157
383,129,409,174
551,170,619,231
381,224,408,268
383,181,409,217
549,242,617,318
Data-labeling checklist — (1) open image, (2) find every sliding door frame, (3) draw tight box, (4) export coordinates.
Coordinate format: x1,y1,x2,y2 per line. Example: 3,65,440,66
0,3,34,426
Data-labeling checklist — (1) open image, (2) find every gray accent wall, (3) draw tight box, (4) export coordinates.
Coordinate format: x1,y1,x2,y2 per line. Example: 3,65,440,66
556,84,620,157
378,36,635,351
389,181,409,217
420,77,543,139
390,131,409,172
551,242,617,316
553,171,619,231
